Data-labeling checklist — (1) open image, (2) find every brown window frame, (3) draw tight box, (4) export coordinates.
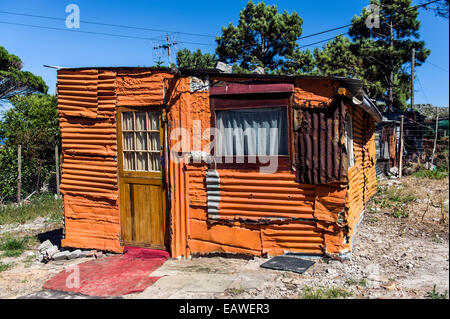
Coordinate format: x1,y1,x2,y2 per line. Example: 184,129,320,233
210,92,294,170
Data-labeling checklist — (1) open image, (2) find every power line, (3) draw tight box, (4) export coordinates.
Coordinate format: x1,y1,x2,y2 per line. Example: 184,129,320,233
427,61,449,73
0,20,162,41
416,73,430,104
0,10,217,38
0,20,215,47
299,32,349,49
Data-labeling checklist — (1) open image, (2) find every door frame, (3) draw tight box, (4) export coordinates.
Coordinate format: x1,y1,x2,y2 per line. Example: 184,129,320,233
116,106,169,250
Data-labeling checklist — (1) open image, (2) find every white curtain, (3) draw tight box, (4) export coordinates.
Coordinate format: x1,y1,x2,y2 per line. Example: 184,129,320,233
216,107,288,157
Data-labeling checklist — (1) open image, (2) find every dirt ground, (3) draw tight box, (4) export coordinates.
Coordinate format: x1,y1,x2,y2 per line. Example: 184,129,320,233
0,175,448,299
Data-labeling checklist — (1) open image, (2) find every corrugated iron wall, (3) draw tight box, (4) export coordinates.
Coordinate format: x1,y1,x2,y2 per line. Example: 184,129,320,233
59,69,172,253
57,70,378,258
346,106,377,246
294,101,348,185
58,69,122,252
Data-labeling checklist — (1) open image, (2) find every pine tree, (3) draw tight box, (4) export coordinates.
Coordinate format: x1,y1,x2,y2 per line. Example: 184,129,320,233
176,49,218,69
215,0,303,72
349,0,430,110
0,46,48,101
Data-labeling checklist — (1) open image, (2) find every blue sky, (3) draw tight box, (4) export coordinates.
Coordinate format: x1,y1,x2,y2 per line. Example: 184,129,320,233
0,0,448,107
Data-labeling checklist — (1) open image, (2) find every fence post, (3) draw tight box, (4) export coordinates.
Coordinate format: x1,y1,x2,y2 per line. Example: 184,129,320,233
17,144,22,203
55,145,60,197
431,107,439,167
399,116,404,178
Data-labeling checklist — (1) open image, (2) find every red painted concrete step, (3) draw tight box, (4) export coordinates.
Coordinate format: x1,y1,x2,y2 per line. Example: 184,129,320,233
44,247,169,297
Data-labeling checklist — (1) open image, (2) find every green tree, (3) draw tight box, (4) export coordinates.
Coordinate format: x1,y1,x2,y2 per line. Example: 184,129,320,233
349,0,430,110
0,94,60,203
216,0,303,72
278,49,316,75
0,46,48,100
176,48,218,69
313,35,363,78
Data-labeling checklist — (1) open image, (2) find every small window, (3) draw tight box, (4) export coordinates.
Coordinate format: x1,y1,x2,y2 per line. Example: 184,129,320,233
122,111,161,172
345,114,355,168
215,107,288,161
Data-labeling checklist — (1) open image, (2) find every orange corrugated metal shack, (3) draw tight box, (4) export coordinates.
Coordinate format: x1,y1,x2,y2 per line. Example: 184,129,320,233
56,67,382,259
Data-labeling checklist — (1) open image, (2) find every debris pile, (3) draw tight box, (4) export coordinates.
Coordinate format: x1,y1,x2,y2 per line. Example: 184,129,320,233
37,240,101,263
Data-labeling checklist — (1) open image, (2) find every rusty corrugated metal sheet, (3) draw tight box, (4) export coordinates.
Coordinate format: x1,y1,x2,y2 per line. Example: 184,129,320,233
294,100,348,185
217,170,316,222
58,69,121,253
261,222,324,255
57,70,99,118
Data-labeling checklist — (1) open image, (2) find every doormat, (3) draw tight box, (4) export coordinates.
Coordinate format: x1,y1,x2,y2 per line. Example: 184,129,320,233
260,256,315,274
44,247,169,297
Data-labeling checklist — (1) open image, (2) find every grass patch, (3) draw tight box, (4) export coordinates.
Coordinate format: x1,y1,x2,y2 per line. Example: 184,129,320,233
299,286,353,299
0,261,12,272
0,235,38,258
345,278,367,287
413,165,449,180
426,285,449,299
227,287,246,296
0,193,62,225
374,186,417,219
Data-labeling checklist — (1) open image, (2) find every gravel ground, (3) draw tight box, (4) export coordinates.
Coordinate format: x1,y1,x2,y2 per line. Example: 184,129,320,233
0,175,448,299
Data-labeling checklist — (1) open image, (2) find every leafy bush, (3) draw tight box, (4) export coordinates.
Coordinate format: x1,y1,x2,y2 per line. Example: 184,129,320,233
412,165,449,180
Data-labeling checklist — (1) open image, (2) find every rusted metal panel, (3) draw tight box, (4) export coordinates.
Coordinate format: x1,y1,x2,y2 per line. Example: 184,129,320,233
216,170,316,222
57,69,100,118
210,83,294,96
294,100,348,185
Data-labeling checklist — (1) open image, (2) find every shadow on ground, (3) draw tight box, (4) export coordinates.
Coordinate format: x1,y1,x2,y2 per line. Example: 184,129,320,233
37,228,63,249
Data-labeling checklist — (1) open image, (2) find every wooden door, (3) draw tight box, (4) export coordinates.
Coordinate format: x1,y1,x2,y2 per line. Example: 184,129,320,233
117,107,168,250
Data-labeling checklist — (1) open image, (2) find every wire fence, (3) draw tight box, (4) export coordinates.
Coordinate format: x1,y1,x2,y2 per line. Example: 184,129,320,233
0,144,61,206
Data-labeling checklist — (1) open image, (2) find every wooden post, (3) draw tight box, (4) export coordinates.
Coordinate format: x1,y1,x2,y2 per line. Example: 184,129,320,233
411,48,415,108
431,107,439,167
166,33,171,67
399,116,404,178
17,144,22,203
55,145,60,197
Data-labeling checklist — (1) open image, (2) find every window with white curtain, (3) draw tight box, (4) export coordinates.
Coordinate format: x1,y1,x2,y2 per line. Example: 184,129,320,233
122,111,161,172
215,107,288,159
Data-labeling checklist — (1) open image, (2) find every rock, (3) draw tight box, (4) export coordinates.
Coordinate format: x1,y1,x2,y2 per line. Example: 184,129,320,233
389,167,399,175
36,254,44,262
366,279,381,289
68,250,82,260
367,273,388,282
45,246,60,258
382,282,396,291
86,250,97,257
52,251,70,261
25,251,35,257
38,240,53,252
94,251,103,259
216,62,232,74
326,268,338,275
79,251,88,258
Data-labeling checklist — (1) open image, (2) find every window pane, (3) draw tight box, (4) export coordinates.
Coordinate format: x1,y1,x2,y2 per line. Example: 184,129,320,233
124,152,135,171
123,133,135,151
136,112,147,131
123,113,134,131
149,132,161,151
136,132,147,151
149,153,161,172
216,107,288,157
149,112,159,131
136,152,148,171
